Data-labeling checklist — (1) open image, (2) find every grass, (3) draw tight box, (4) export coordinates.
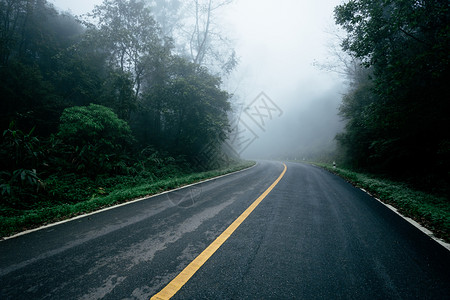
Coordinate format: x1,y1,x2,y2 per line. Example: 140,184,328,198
0,161,255,238
313,162,450,243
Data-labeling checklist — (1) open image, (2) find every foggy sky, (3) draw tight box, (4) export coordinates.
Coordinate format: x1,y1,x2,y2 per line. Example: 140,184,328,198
51,0,345,160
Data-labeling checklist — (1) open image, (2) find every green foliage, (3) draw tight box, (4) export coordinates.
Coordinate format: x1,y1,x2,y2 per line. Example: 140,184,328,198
2,122,41,169
334,0,450,183
0,60,64,135
132,146,188,178
98,71,136,120
0,1,91,135
59,104,131,147
58,104,134,175
52,46,105,108
318,163,450,242
0,0,236,231
85,0,168,97
0,160,255,237
0,121,43,207
142,57,231,157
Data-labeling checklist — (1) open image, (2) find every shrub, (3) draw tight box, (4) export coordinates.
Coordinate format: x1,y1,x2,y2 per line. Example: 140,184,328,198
58,104,134,175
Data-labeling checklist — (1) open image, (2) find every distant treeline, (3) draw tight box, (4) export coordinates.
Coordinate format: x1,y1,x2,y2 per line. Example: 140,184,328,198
333,0,449,193
0,0,233,207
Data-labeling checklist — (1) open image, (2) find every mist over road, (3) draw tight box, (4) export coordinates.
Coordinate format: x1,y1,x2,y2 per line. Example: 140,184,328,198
1,161,449,299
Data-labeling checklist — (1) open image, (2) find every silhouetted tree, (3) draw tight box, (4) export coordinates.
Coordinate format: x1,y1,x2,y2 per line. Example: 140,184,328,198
334,0,449,184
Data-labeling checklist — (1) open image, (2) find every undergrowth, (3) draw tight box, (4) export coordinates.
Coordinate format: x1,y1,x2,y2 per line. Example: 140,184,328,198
314,162,449,243
0,161,255,238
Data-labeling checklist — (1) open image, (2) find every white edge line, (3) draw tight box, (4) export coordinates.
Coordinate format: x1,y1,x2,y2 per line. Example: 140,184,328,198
2,162,258,241
358,187,450,252
306,162,450,252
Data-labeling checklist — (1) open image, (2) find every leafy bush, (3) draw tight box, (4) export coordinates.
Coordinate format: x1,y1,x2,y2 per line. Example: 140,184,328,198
0,122,44,207
58,104,134,175
0,160,255,237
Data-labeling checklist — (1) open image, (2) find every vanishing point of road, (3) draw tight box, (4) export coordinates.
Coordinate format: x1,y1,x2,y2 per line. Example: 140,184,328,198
1,161,449,299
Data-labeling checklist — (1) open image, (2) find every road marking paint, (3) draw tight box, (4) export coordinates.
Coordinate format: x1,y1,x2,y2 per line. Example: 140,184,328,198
2,163,257,241
151,163,287,300
359,188,450,251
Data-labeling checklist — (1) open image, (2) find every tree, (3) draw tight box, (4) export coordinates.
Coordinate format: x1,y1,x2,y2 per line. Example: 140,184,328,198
141,57,231,157
335,67,377,169
0,0,92,135
0,121,43,205
147,0,183,38
334,0,450,180
0,0,27,66
148,0,237,76
86,0,168,99
98,70,136,120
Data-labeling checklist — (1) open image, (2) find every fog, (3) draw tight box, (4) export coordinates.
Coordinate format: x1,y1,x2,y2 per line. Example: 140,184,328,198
51,0,345,160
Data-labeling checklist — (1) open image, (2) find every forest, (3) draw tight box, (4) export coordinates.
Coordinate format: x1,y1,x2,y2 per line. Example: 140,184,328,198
0,0,448,230
333,0,449,195
0,0,237,213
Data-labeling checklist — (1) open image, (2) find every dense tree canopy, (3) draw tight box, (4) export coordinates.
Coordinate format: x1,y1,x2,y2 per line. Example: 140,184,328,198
0,0,234,206
142,57,230,155
334,0,449,188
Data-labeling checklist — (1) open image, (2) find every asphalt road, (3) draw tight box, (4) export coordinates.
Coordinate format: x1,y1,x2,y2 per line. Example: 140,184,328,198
1,161,449,299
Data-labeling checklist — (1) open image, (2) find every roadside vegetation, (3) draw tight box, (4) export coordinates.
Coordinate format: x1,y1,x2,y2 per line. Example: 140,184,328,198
315,162,449,243
0,160,255,238
287,2,448,202
293,1,449,243
330,1,449,193
0,0,243,238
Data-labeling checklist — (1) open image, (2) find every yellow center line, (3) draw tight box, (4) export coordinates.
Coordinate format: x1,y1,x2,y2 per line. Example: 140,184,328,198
151,163,287,300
